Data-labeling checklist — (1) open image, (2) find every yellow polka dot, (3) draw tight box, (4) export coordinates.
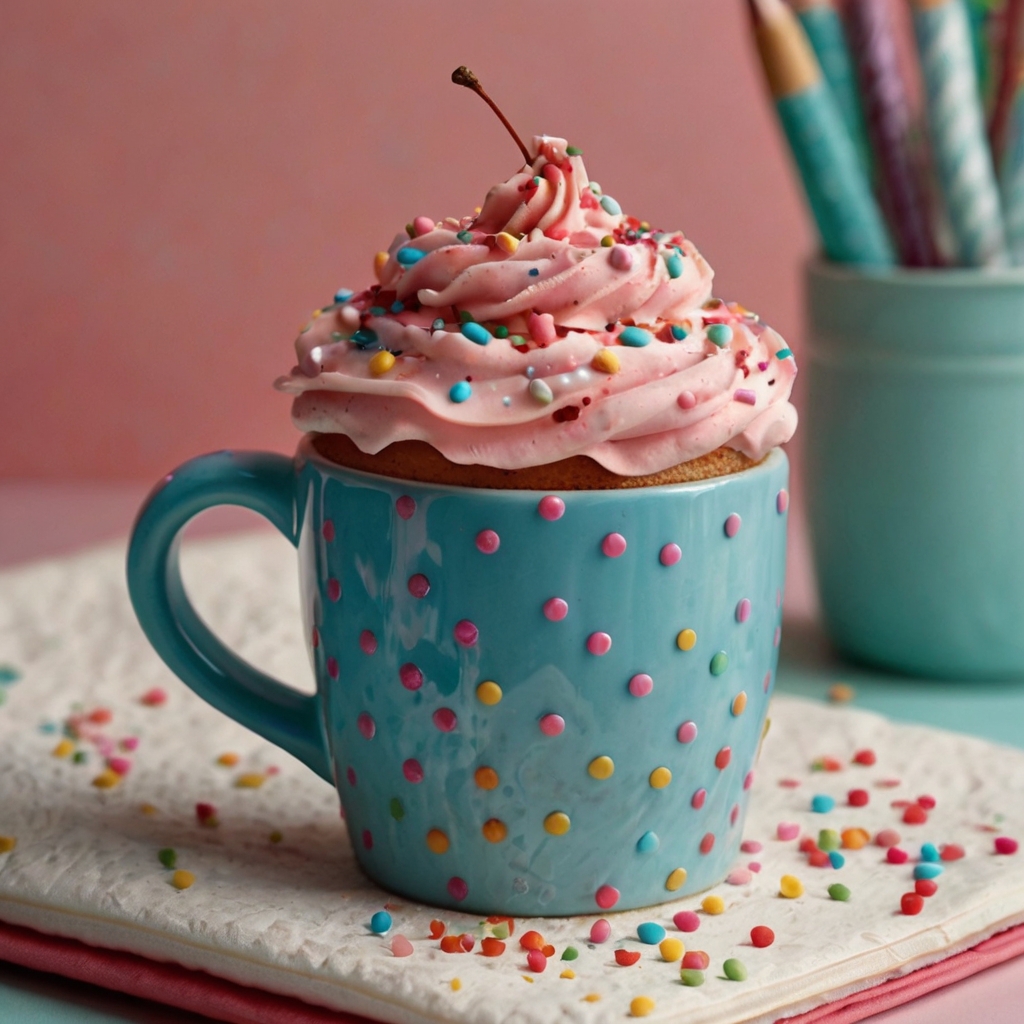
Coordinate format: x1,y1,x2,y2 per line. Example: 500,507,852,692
630,996,656,1017
732,691,748,717
583,993,602,1003
426,829,450,854
373,251,389,279
780,874,804,899
474,766,499,790
476,681,502,706
368,350,396,376
591,348,620,374
666,867,688,891
560,968,576,979
659,937,684,961
450,978,461,991
51,739,74,758
0,836,16,854
676,628,697,651
234,773,265,788
482,818,508,843
171,869,194,890
649,766,672,789
495,231,519,254
544,811,571,836
91,768,121,789
702,894,725,915
588,755,615,780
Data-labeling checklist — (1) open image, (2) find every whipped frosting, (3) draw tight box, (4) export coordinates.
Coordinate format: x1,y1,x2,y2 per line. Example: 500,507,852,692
276,136,797,475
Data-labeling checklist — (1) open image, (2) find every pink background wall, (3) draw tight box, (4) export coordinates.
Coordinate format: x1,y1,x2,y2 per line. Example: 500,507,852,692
1,0,813,481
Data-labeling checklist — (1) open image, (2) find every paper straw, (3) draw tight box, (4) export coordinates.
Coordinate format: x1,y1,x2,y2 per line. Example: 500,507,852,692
748,0,895,265
1000,63,1024,260
845,0,938,266
790,0,874,178
912,0,1009,266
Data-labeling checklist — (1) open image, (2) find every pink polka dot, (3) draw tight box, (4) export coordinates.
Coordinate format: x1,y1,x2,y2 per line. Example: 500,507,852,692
587,631,612,655
777,489,790,514
447,876,469,901
677,721,698,744
777,822,800,840
763,671,772,692
774,626,781,648
725,513,742,538
659,543,682,566
408,573,430,598
700,832,715,854
744,770,755,790
715,746,732,770
362,829,373,850
691,788,706,810
359,630,377,655
595,884,620,909
433,708,458,732
327,578,341,602
674,910,700,932
396,496,416,520
454,620,478,646
326,657,339,680
538,495,565,521
677,389,697,410
730,803,740,825
749,861,762,873
476,529,500,554
311,627,319,649
403,758,423,783
539,713,565,736
628,673,653,698
346,766,357,786
601,532,627,557
741,839,762,853
357,713,376,739
399,663,423,691
543,597,569,621
322,520,335,542
736,598,751,623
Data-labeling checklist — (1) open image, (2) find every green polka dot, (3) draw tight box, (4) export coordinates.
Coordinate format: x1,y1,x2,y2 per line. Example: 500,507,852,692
710,651,728,676
389,798,405,821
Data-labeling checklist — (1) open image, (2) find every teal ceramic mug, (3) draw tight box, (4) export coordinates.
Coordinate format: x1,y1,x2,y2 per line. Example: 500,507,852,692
127,436,789,914
806,260,1024,679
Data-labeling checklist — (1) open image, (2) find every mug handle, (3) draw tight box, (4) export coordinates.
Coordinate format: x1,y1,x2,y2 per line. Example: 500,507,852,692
126,450,333,783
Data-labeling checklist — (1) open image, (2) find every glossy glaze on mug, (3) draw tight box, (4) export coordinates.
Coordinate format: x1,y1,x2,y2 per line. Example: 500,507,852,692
806,260,1024,678
128,439,788,915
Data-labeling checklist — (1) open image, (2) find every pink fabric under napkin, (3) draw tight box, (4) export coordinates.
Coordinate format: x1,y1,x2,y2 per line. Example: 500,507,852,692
3,920,1024,1024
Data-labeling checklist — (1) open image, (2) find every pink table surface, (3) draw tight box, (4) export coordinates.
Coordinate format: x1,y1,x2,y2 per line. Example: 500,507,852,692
1,480,1024,1023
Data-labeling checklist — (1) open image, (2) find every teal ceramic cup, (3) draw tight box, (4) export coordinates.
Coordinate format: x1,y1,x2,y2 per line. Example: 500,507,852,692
806,260,1024,679
127,436,789,914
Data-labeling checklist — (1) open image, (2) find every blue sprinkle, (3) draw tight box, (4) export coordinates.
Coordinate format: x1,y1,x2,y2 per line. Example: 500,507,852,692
706,323,734,348
369,306,386,316
449,381,472,403
671,324,689,341
636,831,659,854
637,922,666,945
619,326,653,347
828,851,845,869
461,322,491,345
390,301,405,314
0,665,21,685
502,396,511,407
334,288,354,303
665,252,684,279
600,195,622,216
431,318,445,331
456,230,473,243
920,842,940,863
526,366,535,378
370,910,392,935
811,794,836,813
351,328,378,349
913,863,944,881
396,247,425,266
528,268,540,277
776,347,793,359
39,722,57,734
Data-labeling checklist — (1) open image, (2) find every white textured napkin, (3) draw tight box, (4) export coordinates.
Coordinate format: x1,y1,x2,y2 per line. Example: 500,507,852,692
0,535,1022,1024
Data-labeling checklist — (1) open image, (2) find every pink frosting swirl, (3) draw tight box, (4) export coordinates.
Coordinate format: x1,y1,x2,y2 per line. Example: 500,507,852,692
276,137,797,475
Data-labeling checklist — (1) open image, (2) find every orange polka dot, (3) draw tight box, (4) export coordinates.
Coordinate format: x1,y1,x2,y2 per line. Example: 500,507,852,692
474,766,499,790
482,818,508,843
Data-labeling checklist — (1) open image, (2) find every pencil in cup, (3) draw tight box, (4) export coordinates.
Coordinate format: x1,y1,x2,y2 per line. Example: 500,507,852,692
748,0,895,266
911,0,1009,266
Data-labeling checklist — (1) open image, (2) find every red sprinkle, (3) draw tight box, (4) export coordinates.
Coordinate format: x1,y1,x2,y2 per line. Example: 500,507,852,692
941,844,965,861
195,802,217,825
875,828,901,848
459,933,475,952
519,930,545,951
799,837,818,854
917,795,936,810
901,893,925,916
480,937,505,957
848,789,870,807
88,708,113,724
887,847,909,864
614,949,641,967
995,836,1019,855
429,920,445,939
440,935,464,954
808,849,831,868
915,879,938,897
751,926,775,948
140,688,167,707
852,749,877,766
903,805,928,825
682,950,710,970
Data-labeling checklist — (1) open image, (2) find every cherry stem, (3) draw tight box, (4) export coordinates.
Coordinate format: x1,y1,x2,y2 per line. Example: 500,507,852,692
452,67,531,164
